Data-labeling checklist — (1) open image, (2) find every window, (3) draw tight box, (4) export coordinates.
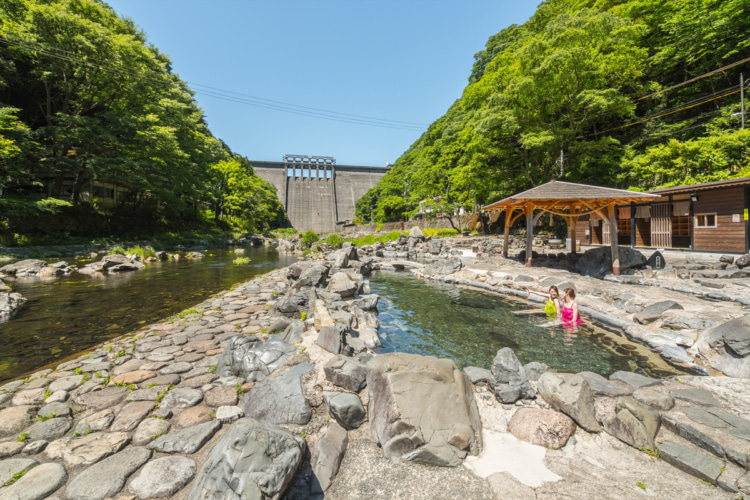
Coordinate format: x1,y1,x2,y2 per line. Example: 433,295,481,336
695,214,716,228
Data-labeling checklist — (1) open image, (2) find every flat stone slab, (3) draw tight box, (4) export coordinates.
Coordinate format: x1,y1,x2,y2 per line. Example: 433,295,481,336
632,388,675,411
159,387,203,409
0,462,67,499
149,420,221,454
609,371,662,388
132,418,171,446
684,407,729,428
658,441,725,485
243,363,313,425
707,407,750,429
74,409,115,434
111,401,154,432
71,387,128,411
128,456,196,499
45,431,130,468
670,388,721,406
0,457,37,485
25,417,72,441
159,362,194,374
0,406,37,438
578,371,632,397
64,446,152,500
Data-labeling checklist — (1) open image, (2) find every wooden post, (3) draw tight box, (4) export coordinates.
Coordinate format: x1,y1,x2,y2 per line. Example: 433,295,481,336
570,216,577,254
525,205,534,267
503,209,512,258
608,202,620,275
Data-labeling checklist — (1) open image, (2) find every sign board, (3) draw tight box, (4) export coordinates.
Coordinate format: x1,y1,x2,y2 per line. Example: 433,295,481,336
585,229,590,236
734,214,741,223
745,208,749,221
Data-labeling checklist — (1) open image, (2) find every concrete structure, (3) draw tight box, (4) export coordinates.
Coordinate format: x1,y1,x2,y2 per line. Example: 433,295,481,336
252,155,389,232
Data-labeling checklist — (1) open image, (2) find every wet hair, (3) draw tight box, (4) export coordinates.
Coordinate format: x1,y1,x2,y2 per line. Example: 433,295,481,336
548,286,559,296
564,287,576,300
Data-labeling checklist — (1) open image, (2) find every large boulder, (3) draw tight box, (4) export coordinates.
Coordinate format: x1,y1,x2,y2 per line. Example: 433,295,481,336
423,258,462,277
490,348,535,403
242,363,313,425
508,407,576,449
0,259,48,276
327,272,358,298
366,353,482,467
274,291,308,315
537,372,601,432
575,246,647,278
287,261,317,280
633,300,684,325
691,314,750,378
0,292,26,319
187,418,305,500
323,391,365,430
350,306,381,349
324,355,368,392
216,336,295,382
291,264,329,289
736,254,750,268
602,397,660,450
311,423,348,494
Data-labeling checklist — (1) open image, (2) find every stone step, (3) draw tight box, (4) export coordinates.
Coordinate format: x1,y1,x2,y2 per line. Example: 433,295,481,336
658,441,725,486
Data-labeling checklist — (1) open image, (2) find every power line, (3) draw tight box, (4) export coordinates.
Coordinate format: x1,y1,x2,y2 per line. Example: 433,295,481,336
0,36,428,131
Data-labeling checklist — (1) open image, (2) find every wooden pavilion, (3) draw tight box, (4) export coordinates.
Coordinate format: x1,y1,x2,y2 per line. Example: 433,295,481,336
482,180,659,275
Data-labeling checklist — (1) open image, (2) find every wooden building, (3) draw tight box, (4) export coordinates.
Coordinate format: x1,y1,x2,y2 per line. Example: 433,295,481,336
573,177,750,254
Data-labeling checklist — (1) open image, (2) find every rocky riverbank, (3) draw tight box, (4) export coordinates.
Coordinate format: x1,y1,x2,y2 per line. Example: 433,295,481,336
0,236,749,499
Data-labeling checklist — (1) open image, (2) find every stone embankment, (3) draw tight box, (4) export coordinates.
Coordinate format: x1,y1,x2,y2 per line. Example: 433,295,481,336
0,231,749,498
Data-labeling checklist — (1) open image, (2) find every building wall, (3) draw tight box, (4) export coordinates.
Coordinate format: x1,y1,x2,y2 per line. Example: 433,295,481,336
692,187,745,253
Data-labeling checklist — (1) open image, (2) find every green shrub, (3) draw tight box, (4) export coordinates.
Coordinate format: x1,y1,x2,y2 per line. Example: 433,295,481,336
233,257,251,265
109,245,126,255
301,231,318,248
324,233,343,248
127,245,156,260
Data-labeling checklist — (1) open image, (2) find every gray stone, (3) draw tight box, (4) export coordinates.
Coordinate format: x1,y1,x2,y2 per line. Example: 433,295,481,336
670,388,721,406
0,259,49,276
215,405,244,423
508,407,575,449
187,418,305,500
662,316,718,331
48,375,84,393
324,356,367,392
132,418,171,446
159,387,203,409
684,407,729,428
275,291,308,314
603,399,659,450
463,367,496,387
24,417,71,441
706,407,750,429
74,409,115,434
111,401,153,431
633,388,674,410
242,363,313,425
423,258,462,276
658,441,725,485
128,456,196,499
366,353,482,467
609,371,662,388
311,423,348,494
149,420,221,454
216,336,295,383
71,387,128,411
327,272,358,298
292,264,329,289
575,246,646,278
490,348,535,403
273,320,305,344
158,362,193,374
522,362,549,381
0,462,67,499
657,345,693,364
578,371,632,397
45,432,129,468
323,391,365,430
64,447,152,500
633,300,684,324
22,440,47,455
0,406,37,438
537,372,601,432
350,294,379,311
317,325,348,355
38,402,70,419
0,458,37,486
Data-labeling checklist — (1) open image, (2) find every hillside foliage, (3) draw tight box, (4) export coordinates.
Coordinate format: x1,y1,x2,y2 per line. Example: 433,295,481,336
0,0,284,242
357,0,750,222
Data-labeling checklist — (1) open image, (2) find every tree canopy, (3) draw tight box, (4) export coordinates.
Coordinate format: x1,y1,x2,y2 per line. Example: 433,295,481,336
358,0,750,222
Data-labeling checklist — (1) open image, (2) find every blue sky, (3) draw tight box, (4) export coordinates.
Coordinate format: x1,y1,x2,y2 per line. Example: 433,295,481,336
106,0,539,167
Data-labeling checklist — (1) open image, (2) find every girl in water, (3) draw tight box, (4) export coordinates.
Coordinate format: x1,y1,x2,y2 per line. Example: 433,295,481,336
520,286,561,318
560,287,584,329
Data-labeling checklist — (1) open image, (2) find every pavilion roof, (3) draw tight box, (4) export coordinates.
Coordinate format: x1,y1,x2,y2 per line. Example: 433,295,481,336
483,180,658,213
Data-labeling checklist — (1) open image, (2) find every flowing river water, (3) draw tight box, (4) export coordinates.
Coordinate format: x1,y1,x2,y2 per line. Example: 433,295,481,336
0,249,688,383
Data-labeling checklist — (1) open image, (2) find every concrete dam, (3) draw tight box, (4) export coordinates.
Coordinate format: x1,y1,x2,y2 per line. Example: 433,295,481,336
252,155,389,233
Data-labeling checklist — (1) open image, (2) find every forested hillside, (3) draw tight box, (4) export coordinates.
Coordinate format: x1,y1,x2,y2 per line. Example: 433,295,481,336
357,0,750,223
0,0,284,244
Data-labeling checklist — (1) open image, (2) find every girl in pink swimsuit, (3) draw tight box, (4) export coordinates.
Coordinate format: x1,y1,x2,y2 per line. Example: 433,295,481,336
560,287,583,327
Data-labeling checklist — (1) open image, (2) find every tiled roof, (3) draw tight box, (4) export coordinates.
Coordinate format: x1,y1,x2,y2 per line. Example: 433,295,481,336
648,177,750,195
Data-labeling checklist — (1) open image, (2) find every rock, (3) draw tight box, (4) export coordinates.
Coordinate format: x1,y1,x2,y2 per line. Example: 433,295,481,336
662,316,718,331
149,420,221,454
327,272,358,298
215,406,244,423
38,402,70,418
317,325,348,355
204,386,238,407
110,370,156,386
408,227,424,239
0,405,37,438
609,371,662,388
633,388,674,410
423,258,462,276
324,356,368,392
0,442,25,458
25,417,71,441
490,348,535,403
0,259,49,276
187,418,305,500
646,250,667,269
658,441,725,485
691,314,750,378
463,367,496,387
132,418,171,446
323,391,365,430
736,254,750,268
522,362,549,381
242,363,313,425
311,424,348,494
366,353,482,467
216,336,295,383
0,458,38,486
508,407,576,449
171,406,214,430
128,456,196,499
64,446,152,500
633,300,684,324
111,401,153,432
575,246,646,278
159,387,203,409
275,291,308,315
578,372,632,397
0,462,67,499
21,440,47,455
45,432,129,467
74,409,115,434
602,398,660,449
0,291,26,318
349,294,379,311
71,387,128,412
292,264,329,289
11,388,47,406
657,345,693,364
274,320,305,344
537,372,601,432
159,361,193,374
670,388,721,406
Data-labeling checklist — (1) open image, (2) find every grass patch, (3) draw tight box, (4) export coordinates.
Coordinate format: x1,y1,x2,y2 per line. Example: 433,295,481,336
233,257,252,265
324,233,343,248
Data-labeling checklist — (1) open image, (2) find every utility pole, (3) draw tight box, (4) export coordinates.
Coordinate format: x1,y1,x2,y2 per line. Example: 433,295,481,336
559,148,564,177
742,73,745,130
